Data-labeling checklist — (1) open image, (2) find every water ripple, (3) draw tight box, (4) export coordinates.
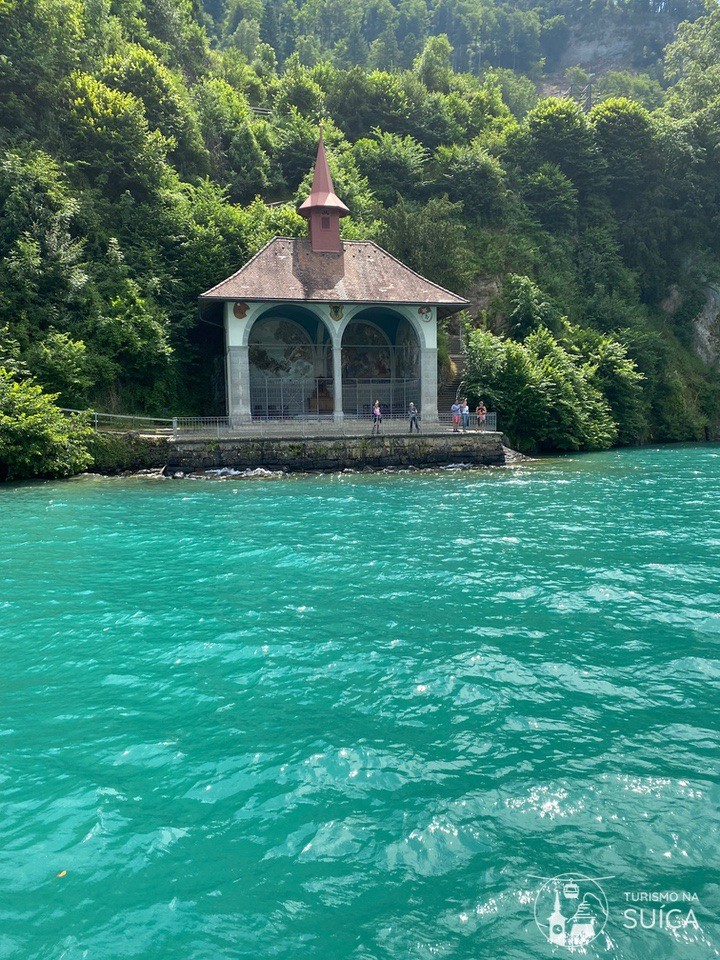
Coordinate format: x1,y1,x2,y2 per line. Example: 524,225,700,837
0,445,718,959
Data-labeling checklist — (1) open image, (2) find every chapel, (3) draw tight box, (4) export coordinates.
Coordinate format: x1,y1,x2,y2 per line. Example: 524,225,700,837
199,132,468,421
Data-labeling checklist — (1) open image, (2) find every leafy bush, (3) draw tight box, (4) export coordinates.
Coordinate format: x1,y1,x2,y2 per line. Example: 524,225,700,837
462,325,645,452
526,326,616,451
0,369,92,480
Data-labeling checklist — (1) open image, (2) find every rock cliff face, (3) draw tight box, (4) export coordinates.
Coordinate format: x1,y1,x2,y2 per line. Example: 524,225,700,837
559,24,635,74
660,282,720,371
554,19,679,74
694,285,720,369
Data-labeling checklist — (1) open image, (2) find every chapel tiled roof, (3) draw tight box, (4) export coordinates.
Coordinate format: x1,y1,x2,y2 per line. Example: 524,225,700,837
199,238,469,314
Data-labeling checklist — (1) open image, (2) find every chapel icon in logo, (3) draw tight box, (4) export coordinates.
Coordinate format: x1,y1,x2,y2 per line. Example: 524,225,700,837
532,873,611,951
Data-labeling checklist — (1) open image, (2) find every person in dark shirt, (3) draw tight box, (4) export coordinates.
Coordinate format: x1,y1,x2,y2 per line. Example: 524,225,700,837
408,402,420,433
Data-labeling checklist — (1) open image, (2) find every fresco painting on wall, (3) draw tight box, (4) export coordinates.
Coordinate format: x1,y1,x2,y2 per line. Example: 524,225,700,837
249,319,324,381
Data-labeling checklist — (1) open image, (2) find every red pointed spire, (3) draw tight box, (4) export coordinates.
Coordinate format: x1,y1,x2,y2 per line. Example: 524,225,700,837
299,129,348,253
299,130,350,217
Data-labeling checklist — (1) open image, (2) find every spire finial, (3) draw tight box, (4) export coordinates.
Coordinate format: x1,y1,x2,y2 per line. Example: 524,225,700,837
298,130,349,254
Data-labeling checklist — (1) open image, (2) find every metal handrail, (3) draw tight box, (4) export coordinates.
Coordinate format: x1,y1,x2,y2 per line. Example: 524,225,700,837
59,409,176,433
59,407,497,438
172,412,497,438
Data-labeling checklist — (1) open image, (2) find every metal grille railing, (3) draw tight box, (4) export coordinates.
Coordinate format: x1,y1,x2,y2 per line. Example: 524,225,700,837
341,378,420,419
60,407,497,438
173,412,497,438
60,409,175,433
248,377,422,419
249,377,335,418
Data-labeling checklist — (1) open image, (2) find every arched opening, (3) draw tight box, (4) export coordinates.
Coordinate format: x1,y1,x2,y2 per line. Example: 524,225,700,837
248,306,334,418
341,309,421,418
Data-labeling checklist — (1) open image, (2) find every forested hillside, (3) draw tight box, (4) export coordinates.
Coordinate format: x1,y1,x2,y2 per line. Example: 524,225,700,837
200,0,704,80
1,0,720,471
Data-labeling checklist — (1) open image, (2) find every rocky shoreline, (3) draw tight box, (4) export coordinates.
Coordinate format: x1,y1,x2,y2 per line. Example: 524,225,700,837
88,446,526,481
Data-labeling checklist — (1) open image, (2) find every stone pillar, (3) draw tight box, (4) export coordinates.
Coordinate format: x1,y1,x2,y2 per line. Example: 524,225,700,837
399,305,439,424
225,301,257,425
226,344,251,423
420,346,439,422
332,334,344,420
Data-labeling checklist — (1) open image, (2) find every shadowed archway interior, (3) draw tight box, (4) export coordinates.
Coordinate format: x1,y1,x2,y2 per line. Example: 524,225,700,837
340,308,421,418
248,305,334,417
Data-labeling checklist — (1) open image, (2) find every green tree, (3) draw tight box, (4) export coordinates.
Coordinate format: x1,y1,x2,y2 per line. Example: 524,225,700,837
0,150,89,340
521,162,578,231
501,275,560,338
566,324,647,444
591,99,680,296
0,0,87,133
274,54,327,117
595,71,665,110
0,369,92,480
64,72,170,200
481,68,538,119
432,141,506,220
319,67,409,141
26,331,94,407
91,280,172,383
273,107,322,190
540,16,569,68
413,35,453,93
520,97,605,200
0,325,28,377
525,326,617,451
100,44,209,177
352,129,428,204
368,29,401,70
462,329,547,451
665,4,720,115
227,17,261,58
193,77,269,201
142,0,209,77
377,195,474,291
590,98,658,211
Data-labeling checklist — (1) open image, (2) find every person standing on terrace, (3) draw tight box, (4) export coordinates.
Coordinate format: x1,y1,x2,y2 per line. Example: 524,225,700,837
372,400,383,435
408,402,420,433
451,401,461,432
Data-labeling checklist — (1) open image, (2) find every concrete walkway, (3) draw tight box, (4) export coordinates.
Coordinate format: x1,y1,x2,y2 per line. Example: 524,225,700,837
173,416,497,440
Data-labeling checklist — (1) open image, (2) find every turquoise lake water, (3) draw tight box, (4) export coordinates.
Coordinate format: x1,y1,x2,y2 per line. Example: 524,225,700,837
1,445,719,960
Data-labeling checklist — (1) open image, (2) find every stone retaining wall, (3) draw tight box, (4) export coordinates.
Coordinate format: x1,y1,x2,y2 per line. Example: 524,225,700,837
88,432,170,474
166,432,505,473
87,431,506,474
